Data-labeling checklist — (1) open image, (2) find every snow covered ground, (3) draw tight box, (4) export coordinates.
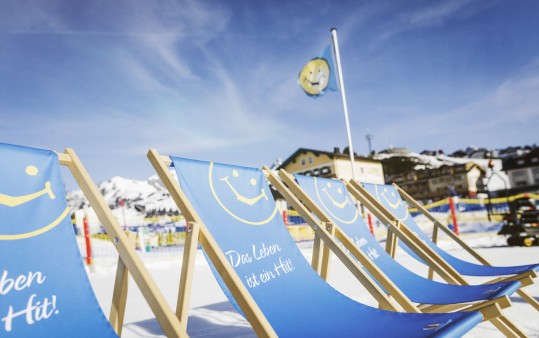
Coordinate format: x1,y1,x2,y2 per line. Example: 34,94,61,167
84,232,539,337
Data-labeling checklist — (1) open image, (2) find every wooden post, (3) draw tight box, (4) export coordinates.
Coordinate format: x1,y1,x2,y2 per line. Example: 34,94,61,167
109,232,136,335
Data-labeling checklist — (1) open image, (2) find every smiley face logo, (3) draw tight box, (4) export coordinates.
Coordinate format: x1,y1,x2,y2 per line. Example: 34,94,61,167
374,185,409,221
321,183,350,209
0,163,69,240
315,178,358,224
220,169,268,206
209,163,277,225
298,58,331,96
0,166,56,207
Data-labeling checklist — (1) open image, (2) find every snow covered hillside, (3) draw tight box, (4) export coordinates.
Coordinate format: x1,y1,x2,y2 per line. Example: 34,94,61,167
67,173,179,220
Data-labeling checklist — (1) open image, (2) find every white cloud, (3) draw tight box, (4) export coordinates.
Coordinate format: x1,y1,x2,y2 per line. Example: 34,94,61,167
405,0,473,26
376,58,539,151
372,0,495,44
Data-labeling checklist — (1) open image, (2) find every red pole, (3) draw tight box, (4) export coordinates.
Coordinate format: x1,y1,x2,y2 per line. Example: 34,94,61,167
448,197,460,236
83,216,92,266
367,213,375,235
120,198,127,229
282,210,289,226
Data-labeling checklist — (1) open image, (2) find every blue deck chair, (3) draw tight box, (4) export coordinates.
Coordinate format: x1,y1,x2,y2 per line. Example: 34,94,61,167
350,180,539,312
147,149,484,338
0,143,185,337
274,172,527,336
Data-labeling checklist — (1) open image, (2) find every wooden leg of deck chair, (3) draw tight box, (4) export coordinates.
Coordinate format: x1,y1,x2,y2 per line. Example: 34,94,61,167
427,225,440,280
517,288,539,312
319,223,334,281
176,221,201,333
489,316,527,338
385,226,398,258
427,267,435,281
109,231,136,336
311,233,323,275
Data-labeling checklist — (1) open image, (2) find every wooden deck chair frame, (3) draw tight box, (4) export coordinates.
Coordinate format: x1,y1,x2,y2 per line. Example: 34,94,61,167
148,149,456,336
271,169,528,337
348,179,539,314
395,182,539,308
59,148,186,338
148,149,278,337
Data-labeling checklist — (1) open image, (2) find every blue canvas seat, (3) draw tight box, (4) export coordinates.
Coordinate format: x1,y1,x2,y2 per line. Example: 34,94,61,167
0,143,185,337
292,174,521,306
148,150,483,338
360,183,539,277
276,172,533,336
350,181,539,314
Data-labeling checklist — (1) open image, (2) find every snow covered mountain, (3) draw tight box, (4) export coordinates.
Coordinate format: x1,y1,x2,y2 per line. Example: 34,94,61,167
67,173,179,220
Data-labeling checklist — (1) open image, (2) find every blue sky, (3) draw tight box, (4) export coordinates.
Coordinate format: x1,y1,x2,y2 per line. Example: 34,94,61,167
1,0,538,190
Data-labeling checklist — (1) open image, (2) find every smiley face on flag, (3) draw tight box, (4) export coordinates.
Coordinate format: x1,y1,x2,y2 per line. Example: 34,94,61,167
298,44,338,98
208,162,278,225
298,58,331,96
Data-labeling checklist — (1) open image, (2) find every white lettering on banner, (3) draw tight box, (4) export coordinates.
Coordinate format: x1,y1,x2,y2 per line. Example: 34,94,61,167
245,272,260,288
252,243,281,261
273,257,294,276
354,237,367,248
224,250,252,267
245,257,294,288
366,247,380,260
260,269,276,283
224,243,294,289
0,270,46,295
352,237,379,261
225,243,282,268
1,271,60,333
2,294,59,332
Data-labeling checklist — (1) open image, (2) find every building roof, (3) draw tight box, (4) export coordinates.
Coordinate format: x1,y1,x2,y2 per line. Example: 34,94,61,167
278,147,378,169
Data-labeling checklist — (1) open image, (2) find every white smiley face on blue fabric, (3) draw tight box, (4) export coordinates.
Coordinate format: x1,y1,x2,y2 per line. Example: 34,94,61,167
208,163,277,225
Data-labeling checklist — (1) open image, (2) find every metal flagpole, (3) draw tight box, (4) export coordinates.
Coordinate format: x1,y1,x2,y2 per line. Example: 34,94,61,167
330,27,357,180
